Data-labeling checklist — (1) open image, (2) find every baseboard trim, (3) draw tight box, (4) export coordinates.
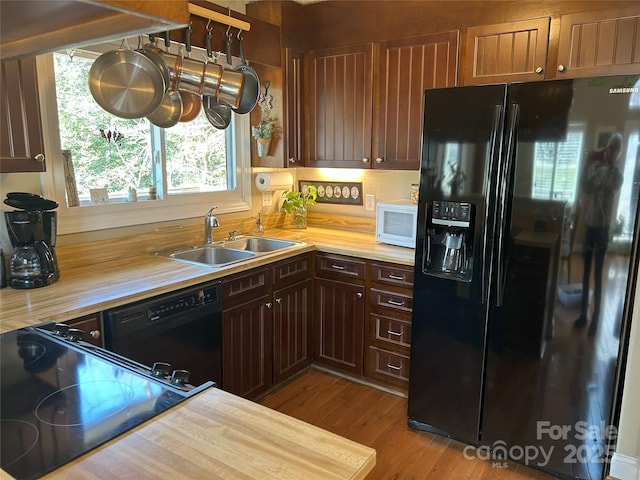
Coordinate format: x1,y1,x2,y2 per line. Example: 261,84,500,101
610,452,640,480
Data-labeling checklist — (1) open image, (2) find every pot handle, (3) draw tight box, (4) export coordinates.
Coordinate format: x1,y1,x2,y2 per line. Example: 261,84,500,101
237,31,247,66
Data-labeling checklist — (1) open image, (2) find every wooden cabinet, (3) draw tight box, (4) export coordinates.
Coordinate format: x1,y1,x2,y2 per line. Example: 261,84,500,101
314,253,366,375
0,57,46,173
222,254,312,399
222,267,273,398
464,6,640,84
365,262,414,392
463,18,550,85
375,31,459,170
556,6,640,79
307,43,374,168
66,313,103,347
272,254,313,383
306,33,458,170
284,47,304,167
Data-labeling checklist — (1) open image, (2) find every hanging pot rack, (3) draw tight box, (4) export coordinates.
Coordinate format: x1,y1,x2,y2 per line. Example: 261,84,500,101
187,3,251,32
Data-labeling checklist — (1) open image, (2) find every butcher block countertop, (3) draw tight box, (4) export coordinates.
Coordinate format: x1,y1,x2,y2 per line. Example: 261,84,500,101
0,227,414,334
44,387,376,480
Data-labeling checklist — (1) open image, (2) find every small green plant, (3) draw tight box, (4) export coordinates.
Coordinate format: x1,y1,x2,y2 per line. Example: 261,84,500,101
281,186,317,213
252,118,274,139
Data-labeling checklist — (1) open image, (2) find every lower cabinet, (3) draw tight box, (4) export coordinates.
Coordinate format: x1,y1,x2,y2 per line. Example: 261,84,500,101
222,254,312,399
365,261,414,392
314,253,366,375
65,313,103,347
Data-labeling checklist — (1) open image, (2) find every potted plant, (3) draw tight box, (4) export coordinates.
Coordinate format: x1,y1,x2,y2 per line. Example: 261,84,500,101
252,118,274,157
282,186,317,229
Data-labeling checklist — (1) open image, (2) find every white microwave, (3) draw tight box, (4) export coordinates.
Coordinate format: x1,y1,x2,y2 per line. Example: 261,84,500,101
376,200,418,248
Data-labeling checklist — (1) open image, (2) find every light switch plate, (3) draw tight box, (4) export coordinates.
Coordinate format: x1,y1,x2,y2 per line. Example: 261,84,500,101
365,194,375,211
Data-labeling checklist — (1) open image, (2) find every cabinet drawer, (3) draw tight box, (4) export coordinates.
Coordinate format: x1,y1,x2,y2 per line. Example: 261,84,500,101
222,267,270,307
315,253,366,281
371,313,411,349
370,263,413,288
273,253,312,288
370,288,412,313
66,314,102,347
368,346,410,383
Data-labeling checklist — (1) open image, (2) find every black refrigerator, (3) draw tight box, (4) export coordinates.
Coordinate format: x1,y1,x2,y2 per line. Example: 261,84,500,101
408,75,640,480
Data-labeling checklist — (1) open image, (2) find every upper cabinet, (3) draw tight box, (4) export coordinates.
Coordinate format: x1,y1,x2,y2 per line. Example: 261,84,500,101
464,6,640,84
0,1,189,62
307,43,374,169
306,33,458,170
556,6,640,78
375,32,459,170
463,18,550,85
1,58,46,173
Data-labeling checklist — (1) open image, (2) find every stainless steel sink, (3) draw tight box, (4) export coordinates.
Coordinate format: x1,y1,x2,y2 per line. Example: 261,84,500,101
221,236,297,252
156,245,256,267
155,236,303,268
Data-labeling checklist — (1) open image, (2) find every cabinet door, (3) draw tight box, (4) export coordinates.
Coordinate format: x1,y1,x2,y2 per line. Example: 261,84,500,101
375,31,459,170
314,277,365,375
66,314,102,347
222,295,273,399
0,57,46,172
273,279,311,383
556,6,640,78
463,18,550,85
307,43,373,168
285,47,304,167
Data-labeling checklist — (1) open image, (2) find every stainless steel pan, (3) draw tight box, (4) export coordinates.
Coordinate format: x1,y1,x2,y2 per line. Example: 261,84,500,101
229,32,259,114
147,32,183,128
89,47,165,119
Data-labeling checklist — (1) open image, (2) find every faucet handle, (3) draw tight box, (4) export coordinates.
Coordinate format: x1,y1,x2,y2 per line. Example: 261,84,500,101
228,230,242,240
206,205,218,216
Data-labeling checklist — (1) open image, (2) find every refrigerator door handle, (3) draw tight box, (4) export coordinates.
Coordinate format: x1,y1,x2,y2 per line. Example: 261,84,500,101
481,104,504,304
495,102,519,307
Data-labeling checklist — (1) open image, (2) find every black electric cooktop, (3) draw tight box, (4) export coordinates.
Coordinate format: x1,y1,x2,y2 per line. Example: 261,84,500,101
0,326,211,479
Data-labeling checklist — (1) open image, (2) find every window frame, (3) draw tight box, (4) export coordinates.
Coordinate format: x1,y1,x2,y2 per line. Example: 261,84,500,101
37,50,251,236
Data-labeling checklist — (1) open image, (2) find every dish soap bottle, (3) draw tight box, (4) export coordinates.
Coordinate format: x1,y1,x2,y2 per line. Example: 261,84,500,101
253,213,265,236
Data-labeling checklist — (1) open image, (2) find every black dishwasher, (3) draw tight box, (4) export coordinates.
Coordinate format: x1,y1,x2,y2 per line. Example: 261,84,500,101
103,280,222,388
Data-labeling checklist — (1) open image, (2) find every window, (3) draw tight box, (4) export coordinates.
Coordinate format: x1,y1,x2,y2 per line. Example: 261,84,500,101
532,126,584,204
39,44,251,234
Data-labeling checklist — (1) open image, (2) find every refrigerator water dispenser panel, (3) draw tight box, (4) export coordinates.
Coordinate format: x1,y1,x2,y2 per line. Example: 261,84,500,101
423,200,474,282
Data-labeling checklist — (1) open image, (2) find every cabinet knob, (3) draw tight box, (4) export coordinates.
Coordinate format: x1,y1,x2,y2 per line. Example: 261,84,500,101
90,330,101,340
557,64,566,73
535,67,543,75
265,302,273,309
275,297,282,304
35,153,45,162
362,157,369,163
356,292,363,299
288,157,296,164
375,157,383,164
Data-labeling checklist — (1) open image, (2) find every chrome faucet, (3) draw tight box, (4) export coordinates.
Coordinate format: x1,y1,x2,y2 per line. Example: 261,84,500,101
204,206,219,245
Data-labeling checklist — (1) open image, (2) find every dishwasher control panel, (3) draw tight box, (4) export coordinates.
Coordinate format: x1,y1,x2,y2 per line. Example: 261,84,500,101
104,281,221,338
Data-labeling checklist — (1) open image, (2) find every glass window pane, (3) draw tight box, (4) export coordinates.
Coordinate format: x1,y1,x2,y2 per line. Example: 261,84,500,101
53,53,153,204
164,110,230,194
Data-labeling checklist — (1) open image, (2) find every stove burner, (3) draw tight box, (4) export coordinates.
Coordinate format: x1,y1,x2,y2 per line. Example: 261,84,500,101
35,381,134,427
0,419,39,469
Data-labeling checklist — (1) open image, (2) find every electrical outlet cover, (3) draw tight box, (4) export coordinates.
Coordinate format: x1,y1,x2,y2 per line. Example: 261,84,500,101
365,194,375,211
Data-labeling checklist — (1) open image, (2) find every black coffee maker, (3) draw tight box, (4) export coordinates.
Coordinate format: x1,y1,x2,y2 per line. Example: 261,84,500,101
4,193,60,289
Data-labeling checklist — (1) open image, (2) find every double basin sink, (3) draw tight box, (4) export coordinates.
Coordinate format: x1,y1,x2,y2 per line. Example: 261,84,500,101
155,236,302,268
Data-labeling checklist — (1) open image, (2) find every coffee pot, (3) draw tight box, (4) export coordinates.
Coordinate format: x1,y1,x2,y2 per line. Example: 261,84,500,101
4,193,60,289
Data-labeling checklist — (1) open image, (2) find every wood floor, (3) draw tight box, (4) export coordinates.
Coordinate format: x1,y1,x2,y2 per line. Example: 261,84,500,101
260,368,559,480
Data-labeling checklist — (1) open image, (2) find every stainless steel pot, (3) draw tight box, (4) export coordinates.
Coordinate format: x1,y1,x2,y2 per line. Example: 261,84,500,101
89,48,165,119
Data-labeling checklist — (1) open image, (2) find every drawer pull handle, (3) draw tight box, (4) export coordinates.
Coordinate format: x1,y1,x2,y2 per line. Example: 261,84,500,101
331,264,346,270
388,274,405,281
387,329,402,336
387,299,404,306
386,363,401,371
